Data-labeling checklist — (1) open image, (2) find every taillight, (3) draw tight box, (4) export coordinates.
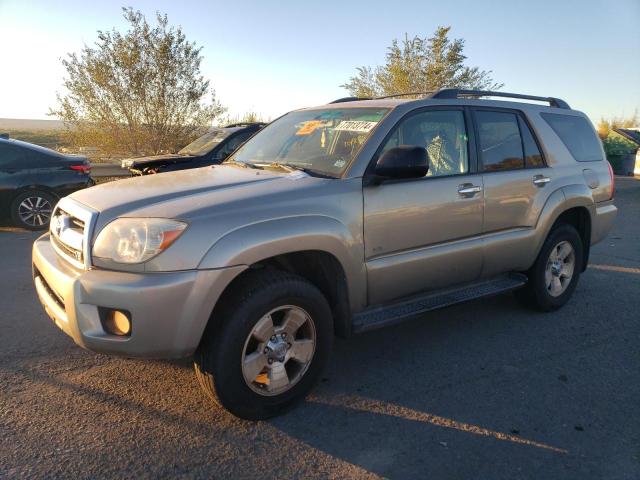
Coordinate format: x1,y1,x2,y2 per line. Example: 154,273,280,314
606,161,615,200
70,164,91,174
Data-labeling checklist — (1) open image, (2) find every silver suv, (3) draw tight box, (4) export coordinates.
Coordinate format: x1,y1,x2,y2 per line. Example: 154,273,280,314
32,89,617,419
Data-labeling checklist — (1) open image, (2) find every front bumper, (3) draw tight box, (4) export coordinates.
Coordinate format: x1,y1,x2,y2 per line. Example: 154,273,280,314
32,234,245,358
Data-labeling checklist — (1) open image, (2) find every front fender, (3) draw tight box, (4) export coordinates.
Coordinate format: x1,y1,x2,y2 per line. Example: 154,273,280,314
198,215,367,311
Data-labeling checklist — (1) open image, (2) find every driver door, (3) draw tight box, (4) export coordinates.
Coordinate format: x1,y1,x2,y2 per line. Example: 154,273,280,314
363,107,484,305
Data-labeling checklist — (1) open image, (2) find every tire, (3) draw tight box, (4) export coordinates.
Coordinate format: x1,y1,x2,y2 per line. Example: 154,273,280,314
10,190,56,230
515,224,584,311
194,269,333,420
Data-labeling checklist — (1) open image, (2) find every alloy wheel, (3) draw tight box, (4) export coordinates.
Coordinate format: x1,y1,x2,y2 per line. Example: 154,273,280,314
241,305,316,396
18,196,53,227
544,240,575,297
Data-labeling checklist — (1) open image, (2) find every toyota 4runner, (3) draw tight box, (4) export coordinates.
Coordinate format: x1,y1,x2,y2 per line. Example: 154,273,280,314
32,89,617,419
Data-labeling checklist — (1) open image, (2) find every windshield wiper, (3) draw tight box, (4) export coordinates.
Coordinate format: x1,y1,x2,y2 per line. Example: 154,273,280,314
224,160,261,169
264,162,334,178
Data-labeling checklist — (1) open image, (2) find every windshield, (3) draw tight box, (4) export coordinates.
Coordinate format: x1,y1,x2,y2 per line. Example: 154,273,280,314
178,129,231,156
227,108,389,177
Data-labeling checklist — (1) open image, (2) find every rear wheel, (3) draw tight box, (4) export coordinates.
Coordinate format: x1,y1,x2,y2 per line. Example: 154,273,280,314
10,190,56,230
515,224,583,311
194,269,333,420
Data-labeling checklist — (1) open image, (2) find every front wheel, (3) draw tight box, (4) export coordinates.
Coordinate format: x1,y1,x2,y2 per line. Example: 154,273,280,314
515,224,584,311
194,269,333,420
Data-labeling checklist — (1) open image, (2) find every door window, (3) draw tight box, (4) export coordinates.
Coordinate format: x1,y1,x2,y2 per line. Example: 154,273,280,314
476,111,525,171
0,144,25,169
215,131,254,160
518,116,545,168
380,110,469,177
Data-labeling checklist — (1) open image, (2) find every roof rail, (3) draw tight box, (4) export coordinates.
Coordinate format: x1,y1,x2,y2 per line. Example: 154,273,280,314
431,89,570,109
375,91,436,99
329,96,371,104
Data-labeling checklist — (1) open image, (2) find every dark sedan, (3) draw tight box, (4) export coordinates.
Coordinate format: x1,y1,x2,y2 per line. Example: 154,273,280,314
0,136,92,229
121,123,265,175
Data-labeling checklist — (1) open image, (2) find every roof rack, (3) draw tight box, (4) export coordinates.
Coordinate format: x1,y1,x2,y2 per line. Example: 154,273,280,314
329,96,371,104
431,89,570,109
329,89,570,109
376,91,437,99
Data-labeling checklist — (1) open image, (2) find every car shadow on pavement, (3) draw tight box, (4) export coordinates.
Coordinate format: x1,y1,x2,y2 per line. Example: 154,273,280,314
266,281,638,478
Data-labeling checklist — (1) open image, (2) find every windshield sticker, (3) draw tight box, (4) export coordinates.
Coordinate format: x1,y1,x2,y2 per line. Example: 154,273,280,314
333,158,346,168
334,120,378,133
296,120,325,136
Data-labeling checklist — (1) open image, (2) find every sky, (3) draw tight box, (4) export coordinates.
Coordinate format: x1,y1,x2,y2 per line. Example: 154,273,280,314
0,0,638,124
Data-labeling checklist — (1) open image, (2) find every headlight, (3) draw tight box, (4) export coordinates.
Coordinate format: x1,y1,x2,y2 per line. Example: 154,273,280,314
93,218,187,264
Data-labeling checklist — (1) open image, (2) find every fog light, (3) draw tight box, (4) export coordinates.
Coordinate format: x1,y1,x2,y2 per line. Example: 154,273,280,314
103,310,131,336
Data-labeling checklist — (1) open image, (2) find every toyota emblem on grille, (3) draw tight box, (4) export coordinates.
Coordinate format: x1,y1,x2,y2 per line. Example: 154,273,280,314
52,214,71,237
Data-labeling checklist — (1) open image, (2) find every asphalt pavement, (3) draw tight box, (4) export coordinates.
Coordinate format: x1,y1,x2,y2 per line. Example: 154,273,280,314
1,177,639,479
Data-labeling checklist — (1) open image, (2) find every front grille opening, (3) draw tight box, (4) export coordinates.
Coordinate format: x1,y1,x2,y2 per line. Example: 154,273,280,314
34,268,65,311
57,208,85,232
50,206,86,266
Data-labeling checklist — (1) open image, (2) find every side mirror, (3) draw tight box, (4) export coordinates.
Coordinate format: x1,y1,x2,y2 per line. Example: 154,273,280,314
374,145,429,180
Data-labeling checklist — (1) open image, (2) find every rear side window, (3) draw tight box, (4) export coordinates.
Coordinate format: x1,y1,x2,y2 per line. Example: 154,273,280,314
541,113,603,162
476,111,524,171
0,143,25,168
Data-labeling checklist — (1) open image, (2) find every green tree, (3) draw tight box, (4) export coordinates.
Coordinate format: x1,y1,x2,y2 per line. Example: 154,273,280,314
342,26,502,98
50,8,225,157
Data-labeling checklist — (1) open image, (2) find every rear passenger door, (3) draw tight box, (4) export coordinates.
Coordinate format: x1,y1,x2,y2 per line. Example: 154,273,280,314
472,108,551,276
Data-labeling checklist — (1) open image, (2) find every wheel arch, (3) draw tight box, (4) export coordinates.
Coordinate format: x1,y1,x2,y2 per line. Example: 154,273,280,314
198,216,366,338
531,184,593,271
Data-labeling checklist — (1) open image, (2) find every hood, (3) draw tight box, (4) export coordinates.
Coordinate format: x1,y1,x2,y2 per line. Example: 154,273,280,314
69,164,324,225
122,153,194,168
614,128,640,147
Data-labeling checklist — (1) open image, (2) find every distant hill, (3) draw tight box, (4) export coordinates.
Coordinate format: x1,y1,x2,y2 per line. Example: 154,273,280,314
0,118,66,131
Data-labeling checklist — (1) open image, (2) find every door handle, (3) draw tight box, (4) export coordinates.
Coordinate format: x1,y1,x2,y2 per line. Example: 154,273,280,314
458,184,482,197
533,175,551,187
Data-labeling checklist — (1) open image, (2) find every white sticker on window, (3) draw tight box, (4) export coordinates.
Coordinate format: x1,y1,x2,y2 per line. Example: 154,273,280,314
333,159,346,168
334,121,378,133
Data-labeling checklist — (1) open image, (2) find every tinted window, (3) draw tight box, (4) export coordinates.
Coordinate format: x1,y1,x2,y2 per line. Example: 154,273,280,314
541,113,603,162
0,143,25,169
518,116,545,168
380,110,469,177
216,131,254,159
476,111,524,171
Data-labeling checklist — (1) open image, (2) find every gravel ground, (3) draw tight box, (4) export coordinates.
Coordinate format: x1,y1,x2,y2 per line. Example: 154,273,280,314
1,177,639,479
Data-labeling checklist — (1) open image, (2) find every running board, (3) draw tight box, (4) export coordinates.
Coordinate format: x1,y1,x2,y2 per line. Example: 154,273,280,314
352,273,528,334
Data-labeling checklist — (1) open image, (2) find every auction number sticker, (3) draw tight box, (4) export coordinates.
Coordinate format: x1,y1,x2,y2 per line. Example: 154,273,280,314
334,121,378,133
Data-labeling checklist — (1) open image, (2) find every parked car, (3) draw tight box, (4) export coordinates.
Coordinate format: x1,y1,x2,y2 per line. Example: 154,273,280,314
121,123,265,175
0,136,91,229
33,89,617,420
